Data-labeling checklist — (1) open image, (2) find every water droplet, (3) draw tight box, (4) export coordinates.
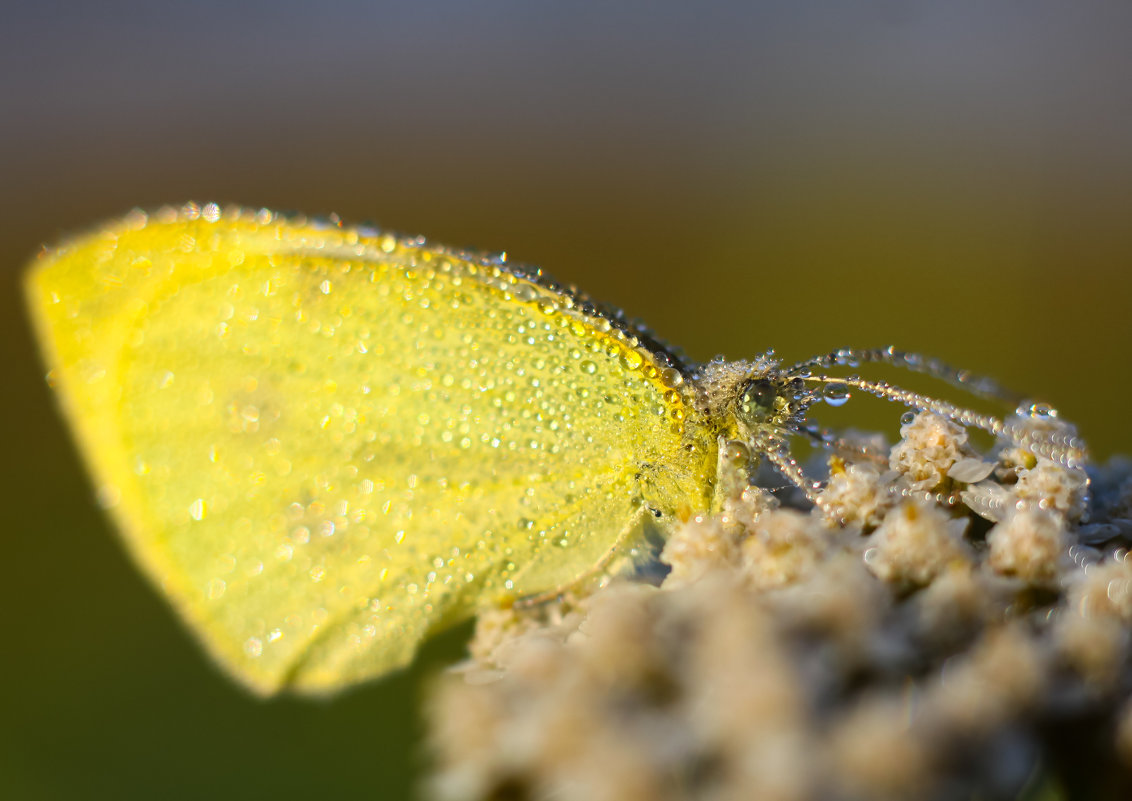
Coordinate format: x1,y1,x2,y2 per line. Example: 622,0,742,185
619,349,644,371
724,440,750,463
660,367,683,387
1020,401,1057,419
823,382,851,406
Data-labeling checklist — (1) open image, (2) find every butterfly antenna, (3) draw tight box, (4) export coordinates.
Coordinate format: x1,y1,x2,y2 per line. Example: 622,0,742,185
796,373,1087,470
786,347,1025,407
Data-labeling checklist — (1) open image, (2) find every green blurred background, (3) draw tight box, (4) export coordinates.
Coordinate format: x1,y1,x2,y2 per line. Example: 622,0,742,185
2,3,1130,798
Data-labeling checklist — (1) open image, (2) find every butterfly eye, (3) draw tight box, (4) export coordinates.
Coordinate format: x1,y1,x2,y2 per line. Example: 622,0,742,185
739,378,779,424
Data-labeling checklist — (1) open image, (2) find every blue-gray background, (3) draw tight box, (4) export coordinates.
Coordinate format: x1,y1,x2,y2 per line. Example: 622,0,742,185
2,3,1130,798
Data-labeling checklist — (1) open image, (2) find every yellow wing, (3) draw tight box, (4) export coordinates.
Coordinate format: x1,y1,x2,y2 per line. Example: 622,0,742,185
25,204,715,695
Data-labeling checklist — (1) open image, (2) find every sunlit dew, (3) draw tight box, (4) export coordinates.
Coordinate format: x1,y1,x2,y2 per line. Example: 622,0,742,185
25,202,1089,696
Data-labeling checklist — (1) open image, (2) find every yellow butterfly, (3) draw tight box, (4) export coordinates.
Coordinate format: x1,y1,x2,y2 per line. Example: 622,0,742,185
25,202,1085,695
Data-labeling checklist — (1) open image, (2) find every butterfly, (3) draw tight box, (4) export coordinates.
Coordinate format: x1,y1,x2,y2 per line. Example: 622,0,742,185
25,202,1085,694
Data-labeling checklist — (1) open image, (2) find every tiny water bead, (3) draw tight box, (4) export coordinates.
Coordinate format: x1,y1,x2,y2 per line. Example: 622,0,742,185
25,203,1090,695
822,382,851,406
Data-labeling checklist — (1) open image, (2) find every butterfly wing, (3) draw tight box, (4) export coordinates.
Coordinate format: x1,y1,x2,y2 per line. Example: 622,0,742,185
25,205,713,694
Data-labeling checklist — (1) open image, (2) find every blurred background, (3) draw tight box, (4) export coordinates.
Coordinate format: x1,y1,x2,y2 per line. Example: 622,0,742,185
2,2,1130,798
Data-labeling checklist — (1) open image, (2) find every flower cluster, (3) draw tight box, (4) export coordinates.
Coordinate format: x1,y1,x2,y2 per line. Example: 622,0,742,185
426,413,1132,801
